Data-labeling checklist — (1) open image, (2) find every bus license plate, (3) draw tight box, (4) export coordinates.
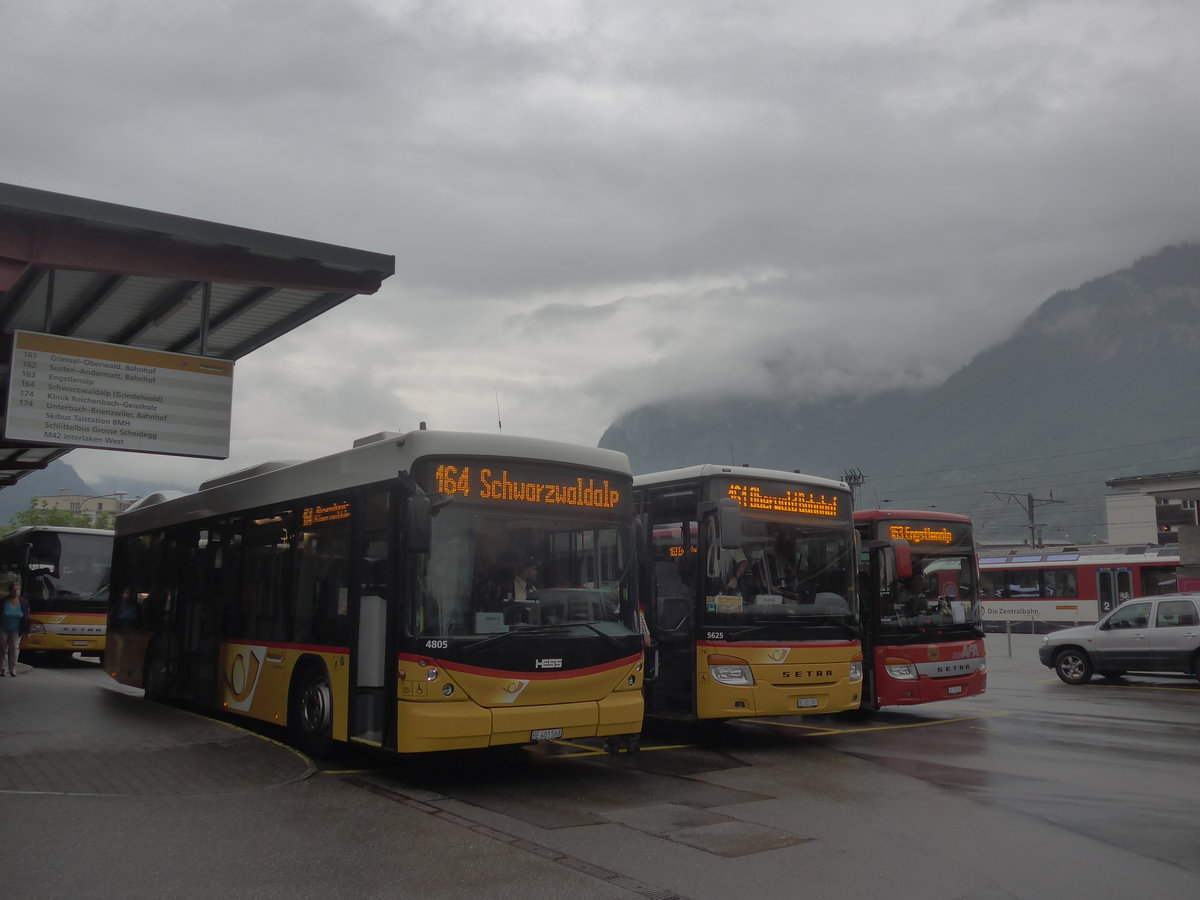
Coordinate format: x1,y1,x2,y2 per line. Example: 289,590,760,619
530,728,563,741
947,685,963,695
797,698,819,709
70,640,90,647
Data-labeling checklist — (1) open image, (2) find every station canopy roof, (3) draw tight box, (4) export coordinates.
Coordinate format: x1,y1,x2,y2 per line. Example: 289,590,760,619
0,181,395,490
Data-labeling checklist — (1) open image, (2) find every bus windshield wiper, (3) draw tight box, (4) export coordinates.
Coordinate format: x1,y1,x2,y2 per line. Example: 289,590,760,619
577,622,635,653
459,624,570,656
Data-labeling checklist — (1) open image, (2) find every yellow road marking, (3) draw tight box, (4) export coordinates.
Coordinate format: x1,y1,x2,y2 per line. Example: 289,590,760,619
1038,676,1200,692
1088,681,1200,693
748,710,1008,736
551,740,697,757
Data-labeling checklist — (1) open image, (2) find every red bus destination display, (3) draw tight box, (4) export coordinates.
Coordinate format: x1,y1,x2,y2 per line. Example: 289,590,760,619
866,519,973,549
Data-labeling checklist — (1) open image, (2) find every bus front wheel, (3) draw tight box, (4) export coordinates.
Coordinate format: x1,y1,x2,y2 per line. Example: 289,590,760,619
289,664,334,758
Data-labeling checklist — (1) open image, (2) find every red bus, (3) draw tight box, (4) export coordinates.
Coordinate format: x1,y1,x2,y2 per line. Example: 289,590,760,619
978,544,1179,630
854,510,986,707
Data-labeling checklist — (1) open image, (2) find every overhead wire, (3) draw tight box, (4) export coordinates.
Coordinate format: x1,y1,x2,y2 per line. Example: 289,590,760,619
857,430,1200,539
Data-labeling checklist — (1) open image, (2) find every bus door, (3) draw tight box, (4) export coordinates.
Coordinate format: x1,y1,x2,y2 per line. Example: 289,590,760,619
862,538,911,708
646,522,698,717
175,525,223,701
1097,567,1133,615
349,488,393,745
139,529,204,700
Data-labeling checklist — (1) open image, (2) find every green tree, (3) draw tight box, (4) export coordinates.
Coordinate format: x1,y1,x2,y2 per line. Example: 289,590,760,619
4,505,106,533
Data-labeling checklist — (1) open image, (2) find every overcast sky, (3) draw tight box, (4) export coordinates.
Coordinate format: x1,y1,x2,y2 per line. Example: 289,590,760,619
6,0,1200,491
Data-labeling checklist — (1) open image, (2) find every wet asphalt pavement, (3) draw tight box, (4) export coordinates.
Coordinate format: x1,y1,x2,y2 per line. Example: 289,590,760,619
2,635,1198,899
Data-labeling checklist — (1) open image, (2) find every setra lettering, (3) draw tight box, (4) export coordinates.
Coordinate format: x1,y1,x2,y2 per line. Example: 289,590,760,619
780,669,834,679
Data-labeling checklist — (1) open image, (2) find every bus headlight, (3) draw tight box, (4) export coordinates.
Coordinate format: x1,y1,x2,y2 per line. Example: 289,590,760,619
710,663,754,686
884,662,918,680
849,661,863,682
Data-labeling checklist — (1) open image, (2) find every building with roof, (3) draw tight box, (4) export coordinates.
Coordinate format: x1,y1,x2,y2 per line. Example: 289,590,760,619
1105,470,1200,546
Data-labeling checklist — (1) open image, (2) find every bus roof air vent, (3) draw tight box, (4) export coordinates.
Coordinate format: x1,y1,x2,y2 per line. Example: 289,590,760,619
199,461,301,491
353,431,403,448
121,491,186,514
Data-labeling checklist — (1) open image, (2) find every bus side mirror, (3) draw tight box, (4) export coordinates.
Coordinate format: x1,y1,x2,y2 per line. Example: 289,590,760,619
717,499,743,550
405,495,432,554
893,540,913,580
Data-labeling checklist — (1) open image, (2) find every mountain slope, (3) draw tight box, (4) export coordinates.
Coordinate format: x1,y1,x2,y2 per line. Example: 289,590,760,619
599,243,1200,541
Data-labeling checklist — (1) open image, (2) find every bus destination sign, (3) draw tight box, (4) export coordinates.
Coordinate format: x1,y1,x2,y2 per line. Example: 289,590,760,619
722,480,847,521
429,462,628,512
302,501,351,526
878,519,973,548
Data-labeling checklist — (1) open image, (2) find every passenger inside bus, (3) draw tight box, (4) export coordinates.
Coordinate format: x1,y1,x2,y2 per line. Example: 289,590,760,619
114,588,140,631
512,556,539,602
723,549,752,594
900,570,930,616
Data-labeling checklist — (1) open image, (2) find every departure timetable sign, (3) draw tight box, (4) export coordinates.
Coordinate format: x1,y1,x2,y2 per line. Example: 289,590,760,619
426,461,629,512
721,479,848,521
5,331,234,458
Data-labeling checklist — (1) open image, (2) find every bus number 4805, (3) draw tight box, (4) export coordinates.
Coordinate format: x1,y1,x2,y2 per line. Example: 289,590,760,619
425,639,448,650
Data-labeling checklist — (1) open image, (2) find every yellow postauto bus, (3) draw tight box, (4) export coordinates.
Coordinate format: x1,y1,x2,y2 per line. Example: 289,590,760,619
105,429,645,756
634,465,862,721
0,525,113,660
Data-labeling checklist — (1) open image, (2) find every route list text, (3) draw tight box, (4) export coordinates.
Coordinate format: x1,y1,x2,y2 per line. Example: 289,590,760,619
5,332,234,458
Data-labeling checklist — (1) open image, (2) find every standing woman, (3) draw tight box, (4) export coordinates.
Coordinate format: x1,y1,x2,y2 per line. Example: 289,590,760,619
0,578,30,677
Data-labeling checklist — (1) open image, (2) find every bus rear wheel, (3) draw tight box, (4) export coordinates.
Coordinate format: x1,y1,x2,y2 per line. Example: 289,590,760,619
289,664,334,758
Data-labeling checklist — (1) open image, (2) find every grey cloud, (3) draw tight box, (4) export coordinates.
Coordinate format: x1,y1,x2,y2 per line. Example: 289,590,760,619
6,1,1200,485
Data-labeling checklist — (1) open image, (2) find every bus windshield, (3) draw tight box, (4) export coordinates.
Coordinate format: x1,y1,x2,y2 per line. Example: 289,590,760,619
882,552,982,636
703,520,856,626
412,507,634,638
24,531,112,608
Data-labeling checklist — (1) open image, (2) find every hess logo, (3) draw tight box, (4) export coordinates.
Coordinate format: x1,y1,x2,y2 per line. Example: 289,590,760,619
535,658,563,669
